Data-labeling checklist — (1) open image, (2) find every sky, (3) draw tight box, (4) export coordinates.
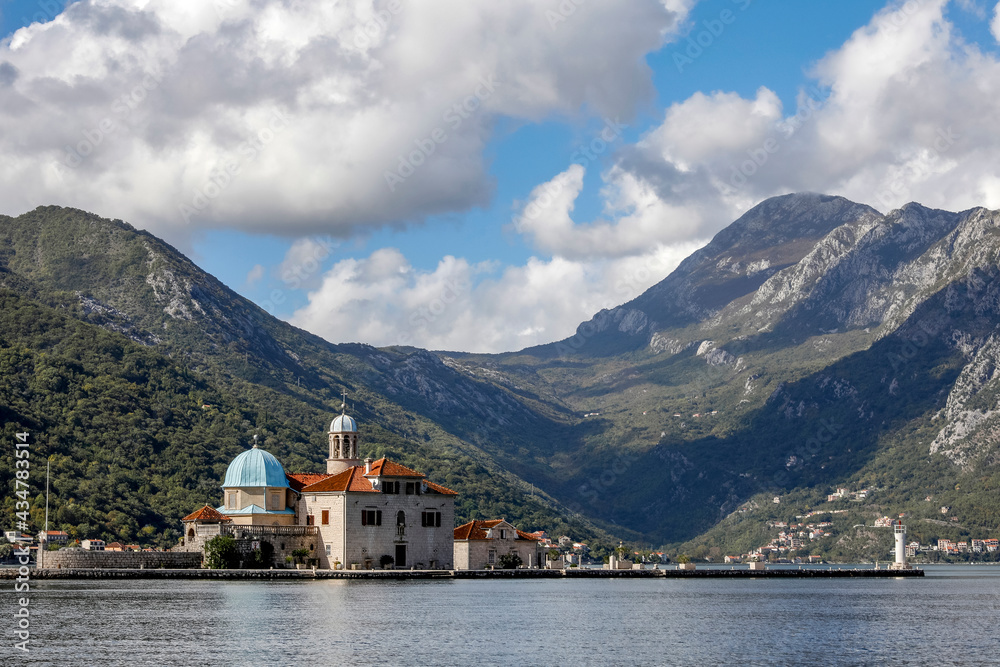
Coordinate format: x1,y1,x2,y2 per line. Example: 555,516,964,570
2,0,1000,353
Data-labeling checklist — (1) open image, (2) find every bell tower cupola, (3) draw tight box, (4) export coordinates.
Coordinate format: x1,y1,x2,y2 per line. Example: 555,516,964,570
327,393,360,474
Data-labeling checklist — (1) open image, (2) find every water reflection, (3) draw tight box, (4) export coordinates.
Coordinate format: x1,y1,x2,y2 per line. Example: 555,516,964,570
25,567,1000,665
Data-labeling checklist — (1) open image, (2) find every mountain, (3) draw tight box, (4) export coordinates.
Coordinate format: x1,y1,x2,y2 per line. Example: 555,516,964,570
444,193,1000,558
3,194,1000,561
0,206,611,549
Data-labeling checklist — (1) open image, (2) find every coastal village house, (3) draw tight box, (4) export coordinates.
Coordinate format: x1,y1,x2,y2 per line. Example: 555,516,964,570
180,410,458,570
453,519,544,570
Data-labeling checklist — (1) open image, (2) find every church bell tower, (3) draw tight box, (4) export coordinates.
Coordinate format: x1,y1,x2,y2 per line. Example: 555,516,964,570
327,395,360,474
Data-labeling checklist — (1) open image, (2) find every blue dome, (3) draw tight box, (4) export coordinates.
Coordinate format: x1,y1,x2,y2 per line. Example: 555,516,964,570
329,414,357,432
222,447,289,489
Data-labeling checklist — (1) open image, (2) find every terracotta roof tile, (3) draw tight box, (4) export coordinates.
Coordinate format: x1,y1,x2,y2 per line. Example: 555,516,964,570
455,519,530,541
347,468,377,492
182,505,231,522
291,458,448,494
301,467,377,493
286,472,331,492
368,458,424,478
424,480,459,496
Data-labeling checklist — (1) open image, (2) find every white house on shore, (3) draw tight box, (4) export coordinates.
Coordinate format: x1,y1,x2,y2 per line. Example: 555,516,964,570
453,519,544,569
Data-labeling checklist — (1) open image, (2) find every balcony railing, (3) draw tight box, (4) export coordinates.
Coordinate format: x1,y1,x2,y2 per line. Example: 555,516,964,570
223,525,317,538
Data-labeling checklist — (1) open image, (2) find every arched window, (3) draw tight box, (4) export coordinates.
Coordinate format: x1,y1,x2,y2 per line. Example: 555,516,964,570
187,527,195,538
397,511,406,526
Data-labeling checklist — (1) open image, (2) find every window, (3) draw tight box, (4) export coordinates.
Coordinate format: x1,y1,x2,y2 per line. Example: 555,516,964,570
405,481,421,495
270,493,280,510
500,529,507,539
226,492,236,509
421,511,442,527
307,515,315,526
321,510,329,526
488,550,496,564
361,509,382,526
382,481,400,494
325,545,331,556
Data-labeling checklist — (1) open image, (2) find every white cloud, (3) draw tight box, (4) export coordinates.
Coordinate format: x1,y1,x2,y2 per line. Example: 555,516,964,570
287,0,1000,354
0,0,688,243
245,263,265,287
512,162,718,260
611,0,1000,234
289,242,702,353
277,237,338,290
992,1,1000,40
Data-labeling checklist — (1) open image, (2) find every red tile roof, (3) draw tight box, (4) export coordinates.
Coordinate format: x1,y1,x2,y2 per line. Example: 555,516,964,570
291,459,453,494
425,480,459,496
181,505,231,522
286,472,331,492
346,468,377,492
367,458,425,478
301,467,376,493
455,519,538,541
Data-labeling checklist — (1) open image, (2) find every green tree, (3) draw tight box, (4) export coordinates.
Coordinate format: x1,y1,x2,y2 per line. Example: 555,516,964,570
205,535,239,569
497,553,523,569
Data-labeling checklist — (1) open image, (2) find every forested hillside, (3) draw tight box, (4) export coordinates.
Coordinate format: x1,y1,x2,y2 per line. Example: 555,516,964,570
0,208,607,548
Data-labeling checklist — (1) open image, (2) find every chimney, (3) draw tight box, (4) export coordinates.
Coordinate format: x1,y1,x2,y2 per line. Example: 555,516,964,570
364,458,372,475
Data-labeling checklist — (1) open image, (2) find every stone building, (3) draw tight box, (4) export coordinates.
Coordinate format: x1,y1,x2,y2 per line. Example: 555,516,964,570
453,519,544,570
181,505,231,546
179,409,458,569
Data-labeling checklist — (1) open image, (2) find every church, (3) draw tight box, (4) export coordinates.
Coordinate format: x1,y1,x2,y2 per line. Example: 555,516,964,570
180,409,458,570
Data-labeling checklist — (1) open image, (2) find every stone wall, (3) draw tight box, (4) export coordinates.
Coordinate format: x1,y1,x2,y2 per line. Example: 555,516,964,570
38,550,203,570
178,524,321,568
227,530,317,568
455,537,543,570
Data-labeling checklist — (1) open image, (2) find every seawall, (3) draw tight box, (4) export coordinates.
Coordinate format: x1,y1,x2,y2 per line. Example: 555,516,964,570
1,567,925,580
35,550,202,570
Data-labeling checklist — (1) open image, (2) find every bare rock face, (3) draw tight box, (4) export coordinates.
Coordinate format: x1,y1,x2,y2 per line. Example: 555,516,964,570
546,193,1000,478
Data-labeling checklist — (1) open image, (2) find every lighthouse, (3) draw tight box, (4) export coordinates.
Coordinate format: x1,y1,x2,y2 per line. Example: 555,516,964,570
890,520,910,570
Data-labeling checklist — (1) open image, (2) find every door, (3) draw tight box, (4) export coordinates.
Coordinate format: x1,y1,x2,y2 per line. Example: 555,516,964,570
395,544,407,568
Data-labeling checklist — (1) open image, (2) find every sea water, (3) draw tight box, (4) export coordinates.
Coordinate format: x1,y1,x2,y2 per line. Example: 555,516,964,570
19,565,1000,665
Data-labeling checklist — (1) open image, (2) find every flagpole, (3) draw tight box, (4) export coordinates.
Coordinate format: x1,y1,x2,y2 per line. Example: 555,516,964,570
44,459,50,535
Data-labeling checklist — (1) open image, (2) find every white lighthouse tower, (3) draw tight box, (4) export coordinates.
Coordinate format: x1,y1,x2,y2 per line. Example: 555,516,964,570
889,520,911,570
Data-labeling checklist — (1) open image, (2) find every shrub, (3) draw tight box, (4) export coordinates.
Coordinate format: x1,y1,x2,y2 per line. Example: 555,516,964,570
205,535,239,569
497,553,523,569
